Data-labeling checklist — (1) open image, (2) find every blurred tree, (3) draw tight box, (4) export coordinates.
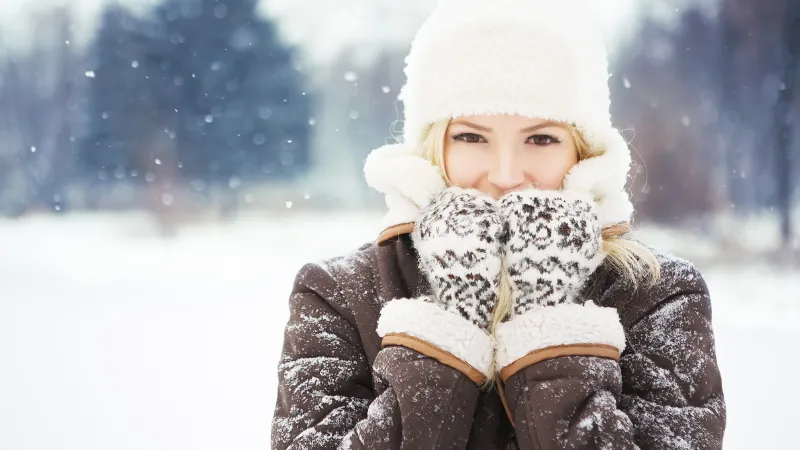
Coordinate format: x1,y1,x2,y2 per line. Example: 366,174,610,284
717,0,799,243
80,5,155,208
151,0,311,184
613,0,800,243
612,11,719,224
0,7,83,215
81,0,310,215
773,0,799,245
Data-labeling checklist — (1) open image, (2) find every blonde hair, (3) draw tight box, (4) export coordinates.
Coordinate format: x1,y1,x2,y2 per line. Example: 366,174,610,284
417,118,661,382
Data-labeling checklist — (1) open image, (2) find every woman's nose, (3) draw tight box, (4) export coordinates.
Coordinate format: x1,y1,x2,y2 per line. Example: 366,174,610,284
487,151,526,194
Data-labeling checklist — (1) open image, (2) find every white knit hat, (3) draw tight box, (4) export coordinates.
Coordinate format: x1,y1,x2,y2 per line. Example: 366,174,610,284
365,0,634,235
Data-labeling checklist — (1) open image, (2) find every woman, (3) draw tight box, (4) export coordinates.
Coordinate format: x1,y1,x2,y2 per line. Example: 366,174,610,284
271,0,726,448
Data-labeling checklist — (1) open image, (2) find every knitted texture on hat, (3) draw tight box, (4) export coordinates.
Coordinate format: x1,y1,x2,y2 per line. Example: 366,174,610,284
500,189,605,316
413,187,506,330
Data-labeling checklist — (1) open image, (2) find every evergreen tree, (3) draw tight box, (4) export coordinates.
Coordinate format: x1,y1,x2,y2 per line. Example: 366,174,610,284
81,0,310,204
153,0,310,185
82,6,157,185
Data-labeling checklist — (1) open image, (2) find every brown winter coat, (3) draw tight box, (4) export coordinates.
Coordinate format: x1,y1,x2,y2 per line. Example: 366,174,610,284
271,234,726,449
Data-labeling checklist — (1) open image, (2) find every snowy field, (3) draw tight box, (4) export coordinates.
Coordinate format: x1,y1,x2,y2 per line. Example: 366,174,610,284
0,211,797,449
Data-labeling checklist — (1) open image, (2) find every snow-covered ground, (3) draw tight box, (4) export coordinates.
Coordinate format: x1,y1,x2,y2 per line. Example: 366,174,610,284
0,212,797,449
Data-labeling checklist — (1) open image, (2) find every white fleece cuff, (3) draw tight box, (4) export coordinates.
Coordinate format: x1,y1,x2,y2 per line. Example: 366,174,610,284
495,302,626,369
377,298,494,378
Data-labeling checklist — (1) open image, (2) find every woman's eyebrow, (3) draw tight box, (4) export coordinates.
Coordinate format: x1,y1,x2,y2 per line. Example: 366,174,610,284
520,121,563,133
449,120,564,133
450,120,492,132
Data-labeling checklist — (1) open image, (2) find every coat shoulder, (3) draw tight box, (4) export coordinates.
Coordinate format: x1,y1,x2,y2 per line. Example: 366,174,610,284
647,246,708,299
292,241,381,312
591,245,711,329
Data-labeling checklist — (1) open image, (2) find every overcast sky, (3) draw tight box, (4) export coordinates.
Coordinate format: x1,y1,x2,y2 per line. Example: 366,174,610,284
0,0,720,63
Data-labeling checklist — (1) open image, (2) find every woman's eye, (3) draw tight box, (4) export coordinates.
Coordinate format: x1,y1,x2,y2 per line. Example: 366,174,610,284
528,134,561,146
453,133,485,143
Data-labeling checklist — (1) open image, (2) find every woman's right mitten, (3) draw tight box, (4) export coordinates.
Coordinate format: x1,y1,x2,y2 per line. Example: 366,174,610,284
377,187,506,384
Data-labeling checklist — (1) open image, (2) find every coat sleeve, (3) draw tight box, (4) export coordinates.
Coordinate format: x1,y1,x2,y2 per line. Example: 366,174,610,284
271,263,484,450
497,263,725,450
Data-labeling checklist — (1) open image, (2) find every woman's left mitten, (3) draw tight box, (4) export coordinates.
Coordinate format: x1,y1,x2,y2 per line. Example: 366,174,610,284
501,189,605,315
495,189,625,379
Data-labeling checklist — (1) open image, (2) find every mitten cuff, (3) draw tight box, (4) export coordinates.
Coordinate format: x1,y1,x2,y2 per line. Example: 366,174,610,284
495,302,626,379
377,298,494,382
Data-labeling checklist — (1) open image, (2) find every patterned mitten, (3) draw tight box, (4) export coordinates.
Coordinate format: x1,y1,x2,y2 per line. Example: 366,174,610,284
377,187,506,384
494,188,625,378
500,189,604,315
413,187,507,330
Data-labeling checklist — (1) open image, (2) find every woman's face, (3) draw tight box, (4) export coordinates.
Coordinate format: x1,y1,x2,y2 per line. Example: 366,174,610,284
443,114,579,199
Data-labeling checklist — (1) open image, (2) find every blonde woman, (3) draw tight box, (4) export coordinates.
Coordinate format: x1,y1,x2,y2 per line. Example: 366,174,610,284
271,0,725,448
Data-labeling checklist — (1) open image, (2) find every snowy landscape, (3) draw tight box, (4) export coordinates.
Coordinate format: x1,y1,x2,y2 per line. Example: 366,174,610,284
1,0,799,448
0,212,797,449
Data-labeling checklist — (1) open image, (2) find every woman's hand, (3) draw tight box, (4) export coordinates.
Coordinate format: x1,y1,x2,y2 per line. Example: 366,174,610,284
494,187,622,375
499,188,605,316
377,186,507,385
414,186,507,331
